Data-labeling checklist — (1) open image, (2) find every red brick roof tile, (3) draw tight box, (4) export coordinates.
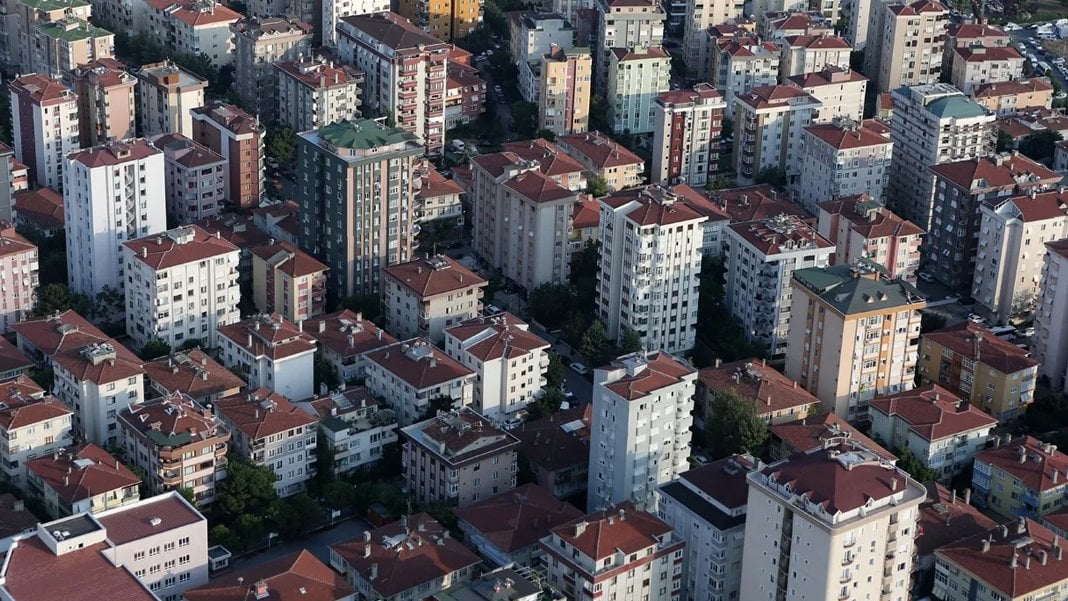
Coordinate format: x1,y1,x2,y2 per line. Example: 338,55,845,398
699,359,820,418
975,436,1068,494
125,225,238,270
383,255,486,298
935,518,1068,597
456,483,582,553
869,385,997,441
923,322,1039,374
214,388,317,440
364,339,473,390
26,443,140,504
548,501,674,561
185,550,353,601
602,352,696,401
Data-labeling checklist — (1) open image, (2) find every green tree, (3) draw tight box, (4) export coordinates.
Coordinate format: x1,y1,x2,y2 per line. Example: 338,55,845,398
268,493,324,540
233,513,267,550
314,358,341,392
579,320,610,366
587,175,610,197
536,128,557,142
920,312,947,334
176,487,197,506
28,366,54,390
423,395,457,419
138,339,172,361
755,166,787,187
996,129,1015,153
589,95,610,132
545,353,566,388
310,429,335,495
525,387,566,420
618,327,643,354
215,460,278,521
527,283,576,328
339,293,383,322
895,446,939,482
32,284,91,317
266,127,298,165
179,338,205,351
209,524,239,550
322,480,357,510
511,102,539,136
703,390,769,459
1017,130,1062,164
1025,382,1068,433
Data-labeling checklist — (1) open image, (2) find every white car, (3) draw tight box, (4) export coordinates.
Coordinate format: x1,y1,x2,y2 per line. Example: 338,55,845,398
968,313,986,324
918,272,934,283
502,417,524,430
569,361,589,375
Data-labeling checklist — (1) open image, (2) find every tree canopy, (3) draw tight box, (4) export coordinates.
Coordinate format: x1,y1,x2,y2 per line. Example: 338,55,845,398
703,390,769,459
138,339,172,361
214,460,278,521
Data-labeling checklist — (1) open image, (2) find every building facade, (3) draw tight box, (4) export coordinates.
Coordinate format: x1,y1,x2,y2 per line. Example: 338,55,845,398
732,85,821,186
363,338,475,426
153,133,227,223
231,17,312,123
382,254,487,345
69,57,137,147
275,57,364,133
972,436,1068,518
795,119,893,214
133,61,207,138
1033,240,1068,390
651,84,725,187
816,194,924,282
216,313,317,402
191,102,264,209
9,74,79,191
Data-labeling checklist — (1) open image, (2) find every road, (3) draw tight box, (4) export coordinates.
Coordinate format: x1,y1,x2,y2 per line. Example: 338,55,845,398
225,515,371,574
1009,28,1068,91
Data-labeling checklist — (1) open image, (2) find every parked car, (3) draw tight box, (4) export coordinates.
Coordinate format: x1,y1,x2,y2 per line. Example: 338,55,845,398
485,304,503,314
968,313,986,324
990,325,1017,336
918,271,934,283
569,361,589,375
503,417,523,430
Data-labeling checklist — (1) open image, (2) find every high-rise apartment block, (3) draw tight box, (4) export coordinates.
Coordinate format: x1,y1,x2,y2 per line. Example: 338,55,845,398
133,60,207,138
816,194,924,282
275,57,364,133
732,85,821,186
875,0,949,92
8,74,79,191
0,224,39,333
397,0,480,41
712,38,780,119
122,225,241,351
606,46,670,135
297,119,422,297
682,0,743,76
31,17,114,79
725,214,834,357
336,12,449,156
539,45,591,136
740,441,926,601
232,16,312,123
1033,239,1068,390
250,241,329,323
651,84,725,187
319,0,391,46
593,0,664,92
796,119,892,213
597,185,705,354
70,58,137,147
786,263,926,420
64,139,167,298
143,0,241,67
784,65,867,123
191,102,264,209
153,132,227,223
588,351,696,511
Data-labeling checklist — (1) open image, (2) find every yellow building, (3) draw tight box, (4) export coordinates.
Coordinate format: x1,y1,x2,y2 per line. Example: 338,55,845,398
917,322,1039,421
539,45,591,136
250,241,329,323
398,0,480,41
785,262,927,422
972,436,1068,519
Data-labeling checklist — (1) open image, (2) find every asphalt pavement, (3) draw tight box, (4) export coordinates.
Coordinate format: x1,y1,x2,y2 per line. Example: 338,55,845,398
1010,29,1068,91
224,515,371,574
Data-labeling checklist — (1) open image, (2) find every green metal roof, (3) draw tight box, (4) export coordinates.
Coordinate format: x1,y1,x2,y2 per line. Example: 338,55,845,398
317,119,416,150
36,19,112,42
793,264,926,315
144,428,194,448
320,416,350,434
926,96,987,119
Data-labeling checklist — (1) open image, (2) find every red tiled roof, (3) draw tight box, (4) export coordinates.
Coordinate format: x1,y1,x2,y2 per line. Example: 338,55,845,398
557,131,644,170
71,58,134,89
548,501,674,561
923,321,1039,373
709,185,806,222
817,194,925,238
214,388,317,440
501,139,586,179
994,189,1068,222
143,348,243,399
456,483,583,553
216,313,317,361
417,164,464,200
935,518,1068,597
973,77,1053,99
14,312,144,386
610,46,670,61
330,514,481,598
727,214,833,256
2,537,156,601
191,102,261,136
364,339,473,390
571,195,600,230
975,436,1068,494
736,85,819,110
8,74,74,105
0,376,70,432
275,59,363,90
1046,238,1068,260
915,482,996,557
383,255,485,298
250,241,328,278
307,309,396,359
699,358,820,418
337,12,447,52
0,338,33,376
195,214,271,250
125,225,238,270
185,550,354,601
119,392,229,450
445,313,549,361
154,132,224,168
678,454,762,510
513,406,590,472
787,65,868,89
406,407,518,463
869,385,997,441
0,493,39,539
26,443,140,503
599,185,710,227
804,122,891,150
953,46,1024,63
69,140,161,168
13,188,64,231
145,0,241,26
769,412,895,460
96,492,205,545
602,352,696,401
503,170,575,203
929,152,1058,192
783,33,850,48
12,310,104,357
950,22,1009,40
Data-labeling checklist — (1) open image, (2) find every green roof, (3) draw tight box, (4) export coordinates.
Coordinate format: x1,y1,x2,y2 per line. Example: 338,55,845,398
144,428,194,448
21,0,90,10
317,119,416,150
793,264,926,315
37,18,112,42
926,96,987,119
320,416,350,434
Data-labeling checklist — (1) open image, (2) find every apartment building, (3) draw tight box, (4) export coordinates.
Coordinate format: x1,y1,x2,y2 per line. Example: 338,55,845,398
943,21,1011,70
934,518,1068,601
296,386,397,475
712,38,780,119
875,0,949,92
597,185,705,354
778,33,851,79
143,0,241,67
11,188,64,239
414,161,464,225
0,225,38,332
9,0,93,73
8,74,78,191
926,152,1057,290
191,551,353,601
134,61,207,138
887,83,995,233
972,190,1068,322
459,489,581,574
31,17,113,79
470,151,581,291
541,502,685,601
539,45,591,136
918,321,1039,421
682,0,743,76
307,309,396,384
401,407,518,507
296,119,422,297
740,441,926,601
951,46,1025,95
0,375,73,486
364,338,475,426
556,131,644,191
118,393,230,504
152,133,226,223
732,85,821,186
336,12,449,155
588,351,696,511
972,436,1068,518
1033,239,1068,390
784,65,867,123
69,58,136,148
319,0,389,46
510,11,574,67
651,84,725,187
191,103,263,209
443,313,550,423
396,0,480,41
217,313,317,401
214,388,318,497
382,255,486,345
785,263,927,420
592,0,665,93
27,444,141,517
142,348,243,404
250,241,328,323
767,412,894,461
606,46,670,135
796,120,893,214
275,57,364,133
330,514,481,601
697,358,820,425
0,144,18,222
656,455,760,601
123,225,241,351
445,56,486,128
816,194,924,281
725,214,834,357
869,385,997,480
231,17,312,123
512,406,589,499
502,138,588,191
972,77,1054,115
0,337,32,381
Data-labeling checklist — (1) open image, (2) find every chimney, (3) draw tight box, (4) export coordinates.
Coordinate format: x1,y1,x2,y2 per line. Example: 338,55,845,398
319,320,326,333
982,539,990,553
253,580,269,600
363,544,370,558
1017,516,1027,534
574,521,587,536
1025,556,1031,570
370,563,378,580
1039,550,1048,565
1010,553,1018,569
951,489,957,504
965,488,972,505
1019,445,1028,463
714,358,721,368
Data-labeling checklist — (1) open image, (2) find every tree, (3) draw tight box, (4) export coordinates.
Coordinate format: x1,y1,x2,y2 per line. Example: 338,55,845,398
177,487,197,506
215,460,278,521
589,95,610,132
322,480,357,510
618,327,643,354
525,387,566,420
1017,130,1062,164
703,390,769,459
209,524,239,550
579,320,610,366
314,358,340,392
339,293,383,322
536,128,557,142
266,127,298,165
996,129,1015,153
545,353,566,389
28,366,54,390
32,284,91,317
527,283,576,328
511,102,539,137
755,166,787,187
587,175,610,197
268,493,324,540
138,339,172,361
895,446,939,482
310,429,335,495
179,338,205,351
423,395,457,419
